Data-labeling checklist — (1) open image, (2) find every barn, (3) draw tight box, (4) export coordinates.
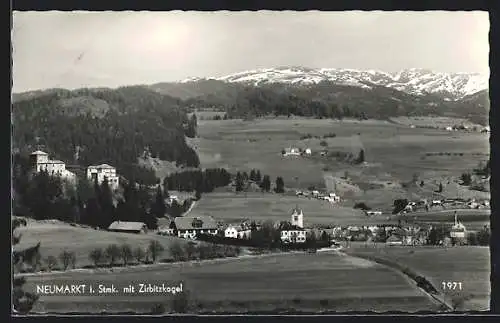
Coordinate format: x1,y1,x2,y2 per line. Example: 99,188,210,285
108,221,148,234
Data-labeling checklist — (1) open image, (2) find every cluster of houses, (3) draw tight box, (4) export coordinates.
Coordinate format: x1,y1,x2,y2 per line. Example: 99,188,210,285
444,124,490,133
282,147,312,157
295,190,341,204
30,150,120,190
402,197,490,214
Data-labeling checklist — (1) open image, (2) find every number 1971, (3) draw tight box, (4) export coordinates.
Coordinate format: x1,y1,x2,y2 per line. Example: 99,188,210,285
441,281,463,290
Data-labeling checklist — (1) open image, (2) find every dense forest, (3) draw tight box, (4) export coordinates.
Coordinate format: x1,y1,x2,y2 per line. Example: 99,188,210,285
12,86,200,185
150,80,489,125
12,153,189,229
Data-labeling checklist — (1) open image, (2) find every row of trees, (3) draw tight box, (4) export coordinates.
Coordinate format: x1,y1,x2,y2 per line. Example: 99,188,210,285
163,168,232,193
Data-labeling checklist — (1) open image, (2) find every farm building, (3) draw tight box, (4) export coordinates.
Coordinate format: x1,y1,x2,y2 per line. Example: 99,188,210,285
108,221,148,234
173,216,218,239
365,210,382,216
30,150,76,182
304,148,312,155
87,163,120,190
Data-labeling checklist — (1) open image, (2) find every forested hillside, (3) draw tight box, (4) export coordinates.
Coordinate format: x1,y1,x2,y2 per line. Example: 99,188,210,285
12,86,199,185
150,80,489,124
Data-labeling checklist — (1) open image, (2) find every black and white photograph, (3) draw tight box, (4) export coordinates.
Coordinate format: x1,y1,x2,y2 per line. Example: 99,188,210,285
11,10,491,314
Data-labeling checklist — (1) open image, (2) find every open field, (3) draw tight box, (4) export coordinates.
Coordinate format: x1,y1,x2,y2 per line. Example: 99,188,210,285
191,192,397,227
14,220,191,269
345,245,490,311
390,116,484,129
22,251,440,313
191,117,489,210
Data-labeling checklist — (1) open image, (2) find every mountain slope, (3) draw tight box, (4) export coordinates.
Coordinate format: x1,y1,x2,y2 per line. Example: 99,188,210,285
176,67,488,101
12,86,199,185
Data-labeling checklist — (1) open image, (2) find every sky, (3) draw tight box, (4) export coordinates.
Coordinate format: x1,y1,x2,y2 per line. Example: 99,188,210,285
12,10,489,93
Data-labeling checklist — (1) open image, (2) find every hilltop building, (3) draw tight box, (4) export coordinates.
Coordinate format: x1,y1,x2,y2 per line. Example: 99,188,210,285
87,164,120,190
30,150,76,182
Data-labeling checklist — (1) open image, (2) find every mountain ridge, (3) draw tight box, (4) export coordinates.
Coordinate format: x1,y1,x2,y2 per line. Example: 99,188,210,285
178,67,488,101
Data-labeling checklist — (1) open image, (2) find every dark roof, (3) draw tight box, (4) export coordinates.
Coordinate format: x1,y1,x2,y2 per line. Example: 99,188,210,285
174,216,217,230
108,221,147,231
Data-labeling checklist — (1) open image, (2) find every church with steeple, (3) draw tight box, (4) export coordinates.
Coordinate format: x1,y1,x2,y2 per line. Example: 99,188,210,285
291,205,304,228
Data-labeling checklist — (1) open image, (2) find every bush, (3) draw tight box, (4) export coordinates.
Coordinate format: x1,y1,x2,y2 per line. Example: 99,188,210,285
58,250,75,271
169,241,186,262
148,240,165,263
171,291,191,313
89,248,104,268
133,247,146,263
323,132,337,138
353,202,371,211
319,140,328,147
319,299,329,307
44,255,58,271
105,244,121,266
120,244,133,266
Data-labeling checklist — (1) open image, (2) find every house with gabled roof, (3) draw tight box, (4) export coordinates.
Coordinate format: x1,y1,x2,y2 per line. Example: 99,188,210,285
173,215,218,239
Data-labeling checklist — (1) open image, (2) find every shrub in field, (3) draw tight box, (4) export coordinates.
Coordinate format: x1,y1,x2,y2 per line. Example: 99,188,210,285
319,299,329,307
460,173,472,186
185,241,198,260
89,248,104,268
120,244,133,266
169,241,186,262
58,250,75,271
353,202,371,211
171,291,191,313
148,240,165,263
44,255,58,271
133,247,146,263
319,140,328,147
105,244,121,266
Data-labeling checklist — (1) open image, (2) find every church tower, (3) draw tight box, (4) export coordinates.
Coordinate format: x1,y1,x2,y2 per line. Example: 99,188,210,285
291,205,304,228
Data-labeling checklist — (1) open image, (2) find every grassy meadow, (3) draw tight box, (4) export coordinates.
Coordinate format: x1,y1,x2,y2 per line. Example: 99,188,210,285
191,192,396,227
23,251,440,313
189,117,489,212
346,246,490,311
14,220,190,269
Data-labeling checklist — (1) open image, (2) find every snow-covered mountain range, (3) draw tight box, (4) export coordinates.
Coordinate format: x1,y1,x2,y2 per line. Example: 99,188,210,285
182,67,488,101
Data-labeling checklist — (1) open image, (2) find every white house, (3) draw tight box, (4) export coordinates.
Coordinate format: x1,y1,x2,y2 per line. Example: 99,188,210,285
224,225,251,239
174,216,218,239
87,164,119,190
283,147,301,156
280,228,307,244
30,150,76,182
365,210,382,216
445,126,453,131
291,206,304,228
304,148,312,155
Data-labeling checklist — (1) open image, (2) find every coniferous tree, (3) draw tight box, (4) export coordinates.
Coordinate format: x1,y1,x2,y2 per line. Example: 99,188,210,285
151,186,167,218
255,170,262,184
260,175,271,192
97,178,115,228
249,169,256,182
235,172,244,192
275,177,285,193
12,219,39,314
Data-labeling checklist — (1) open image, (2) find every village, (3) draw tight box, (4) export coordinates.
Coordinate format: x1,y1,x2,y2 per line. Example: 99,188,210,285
27,150,489,251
